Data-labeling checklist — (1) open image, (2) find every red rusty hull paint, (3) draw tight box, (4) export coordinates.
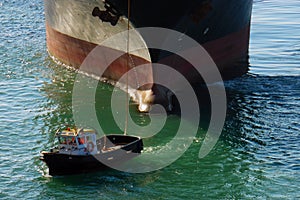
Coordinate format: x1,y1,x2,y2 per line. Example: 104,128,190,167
46,21,250,87
46,22,152,89
46,23,93,68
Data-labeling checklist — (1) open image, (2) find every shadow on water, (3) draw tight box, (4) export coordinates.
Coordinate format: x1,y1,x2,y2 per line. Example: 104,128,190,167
220,73,300,183
223,74,300,148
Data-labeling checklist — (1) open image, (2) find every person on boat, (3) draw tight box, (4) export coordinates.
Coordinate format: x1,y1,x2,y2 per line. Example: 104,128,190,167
78,137,85,145
70,137,77,146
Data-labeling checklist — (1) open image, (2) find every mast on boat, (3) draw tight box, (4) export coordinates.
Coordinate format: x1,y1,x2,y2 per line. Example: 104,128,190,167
124,0,131,136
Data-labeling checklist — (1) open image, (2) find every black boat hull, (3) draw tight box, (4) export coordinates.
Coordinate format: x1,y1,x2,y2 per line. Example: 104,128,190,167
40,135,143,176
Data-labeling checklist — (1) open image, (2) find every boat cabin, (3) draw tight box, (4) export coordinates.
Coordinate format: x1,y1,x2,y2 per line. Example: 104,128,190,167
55,128,98,154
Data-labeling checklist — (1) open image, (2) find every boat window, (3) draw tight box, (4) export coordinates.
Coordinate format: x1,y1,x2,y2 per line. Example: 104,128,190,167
78,137,85,144
69,137,76,145
58,136,76,145
66,137,71,144
59,137,67,144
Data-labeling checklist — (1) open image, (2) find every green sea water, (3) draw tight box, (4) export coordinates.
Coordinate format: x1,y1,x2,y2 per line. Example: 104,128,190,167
0,0,299,199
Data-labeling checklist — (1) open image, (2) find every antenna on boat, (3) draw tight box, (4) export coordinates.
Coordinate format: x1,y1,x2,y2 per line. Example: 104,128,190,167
124,0,131,136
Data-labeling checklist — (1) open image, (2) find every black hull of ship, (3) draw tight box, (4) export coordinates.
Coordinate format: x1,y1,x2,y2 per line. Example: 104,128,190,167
106,0,253,80
44,0,253,109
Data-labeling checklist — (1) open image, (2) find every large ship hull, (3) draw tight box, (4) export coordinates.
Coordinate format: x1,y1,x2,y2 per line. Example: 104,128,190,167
44,0,253,111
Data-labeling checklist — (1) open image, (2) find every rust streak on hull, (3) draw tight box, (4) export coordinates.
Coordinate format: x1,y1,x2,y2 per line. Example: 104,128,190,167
46,22,152,89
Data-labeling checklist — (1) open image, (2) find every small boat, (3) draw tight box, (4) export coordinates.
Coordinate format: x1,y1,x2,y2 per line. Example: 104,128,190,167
40,127,143,176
